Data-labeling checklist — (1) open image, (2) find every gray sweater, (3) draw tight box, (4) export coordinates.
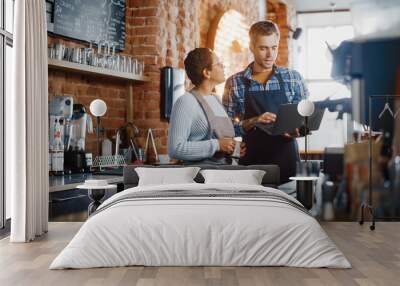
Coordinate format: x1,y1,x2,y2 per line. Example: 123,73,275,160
168,92,227,161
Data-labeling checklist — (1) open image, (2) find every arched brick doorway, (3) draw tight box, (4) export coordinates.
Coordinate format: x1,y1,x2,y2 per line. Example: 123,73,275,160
206,9,252,98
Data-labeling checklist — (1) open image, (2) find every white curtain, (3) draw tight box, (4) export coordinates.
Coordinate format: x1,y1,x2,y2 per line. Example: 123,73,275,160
8,0,49,242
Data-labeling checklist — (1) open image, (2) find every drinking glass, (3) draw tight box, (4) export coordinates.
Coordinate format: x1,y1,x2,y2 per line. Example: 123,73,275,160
55,43,65,60
137,60,144,76
127,57,133,73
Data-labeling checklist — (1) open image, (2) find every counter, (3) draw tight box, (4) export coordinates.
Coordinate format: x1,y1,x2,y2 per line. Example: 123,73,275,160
49,172,123,192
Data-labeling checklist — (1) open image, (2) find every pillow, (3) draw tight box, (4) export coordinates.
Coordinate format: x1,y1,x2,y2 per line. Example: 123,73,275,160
135,167,201,186
200,169,266,185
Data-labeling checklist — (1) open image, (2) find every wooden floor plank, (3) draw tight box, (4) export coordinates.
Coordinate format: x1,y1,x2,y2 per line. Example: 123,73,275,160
0,222,399,286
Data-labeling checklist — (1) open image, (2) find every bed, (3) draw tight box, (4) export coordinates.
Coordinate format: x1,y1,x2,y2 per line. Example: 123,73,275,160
50,165,350,269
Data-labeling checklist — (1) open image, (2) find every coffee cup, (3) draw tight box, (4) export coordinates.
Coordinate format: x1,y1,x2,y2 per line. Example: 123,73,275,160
232,137,242,158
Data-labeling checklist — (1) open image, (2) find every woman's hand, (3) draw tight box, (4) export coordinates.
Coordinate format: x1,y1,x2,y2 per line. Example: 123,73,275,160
218,138,235,154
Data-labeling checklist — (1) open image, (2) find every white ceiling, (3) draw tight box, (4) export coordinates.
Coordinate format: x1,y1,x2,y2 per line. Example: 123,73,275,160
287,0,352,12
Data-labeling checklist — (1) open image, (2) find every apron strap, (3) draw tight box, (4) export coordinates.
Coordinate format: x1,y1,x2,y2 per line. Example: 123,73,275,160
245,65,286,93
244,78,264,117
244,65,287,118
275,69,286,95
190,90,213,139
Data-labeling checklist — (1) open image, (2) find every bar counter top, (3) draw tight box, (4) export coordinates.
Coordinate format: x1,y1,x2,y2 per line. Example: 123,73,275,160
49,169,123,192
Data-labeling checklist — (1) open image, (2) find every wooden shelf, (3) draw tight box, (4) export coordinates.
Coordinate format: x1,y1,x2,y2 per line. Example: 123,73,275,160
48,59,150,82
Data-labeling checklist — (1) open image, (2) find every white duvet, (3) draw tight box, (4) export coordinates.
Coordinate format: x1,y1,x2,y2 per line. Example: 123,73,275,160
50,183,351,269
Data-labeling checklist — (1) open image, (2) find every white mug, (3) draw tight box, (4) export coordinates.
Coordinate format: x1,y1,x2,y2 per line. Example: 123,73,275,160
232,138,241,158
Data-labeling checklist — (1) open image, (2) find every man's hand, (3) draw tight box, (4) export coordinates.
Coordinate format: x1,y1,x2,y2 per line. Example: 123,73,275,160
257,112,277,124
283,128,301,138
218,138,235,154
243,112,276,131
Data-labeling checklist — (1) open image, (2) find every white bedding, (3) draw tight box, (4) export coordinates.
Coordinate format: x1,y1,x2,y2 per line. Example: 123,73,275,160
50,183,351,269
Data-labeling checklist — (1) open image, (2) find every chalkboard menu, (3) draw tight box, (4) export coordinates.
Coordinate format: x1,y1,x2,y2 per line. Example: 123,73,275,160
53,0,126,50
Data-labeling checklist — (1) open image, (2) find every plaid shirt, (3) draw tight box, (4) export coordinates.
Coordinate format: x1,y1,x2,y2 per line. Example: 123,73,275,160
223,63,309,136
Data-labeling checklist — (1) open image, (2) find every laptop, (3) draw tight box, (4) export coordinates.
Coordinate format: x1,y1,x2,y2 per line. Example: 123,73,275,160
254,103,325,136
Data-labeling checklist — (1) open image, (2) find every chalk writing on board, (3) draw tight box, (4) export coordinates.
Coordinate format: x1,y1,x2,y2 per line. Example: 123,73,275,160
53,0,125,50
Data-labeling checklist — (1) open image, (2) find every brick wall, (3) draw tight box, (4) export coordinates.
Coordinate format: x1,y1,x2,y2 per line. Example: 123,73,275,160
127,0,198,161
198,0,260,48
48,0,266,162
267,0,289,67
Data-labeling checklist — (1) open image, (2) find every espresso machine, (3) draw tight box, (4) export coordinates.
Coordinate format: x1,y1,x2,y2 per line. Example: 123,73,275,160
64,104,93,173
49,97,93,174
49,96,73,175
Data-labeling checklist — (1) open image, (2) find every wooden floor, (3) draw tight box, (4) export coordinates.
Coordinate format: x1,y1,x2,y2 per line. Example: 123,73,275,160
0,222,399,286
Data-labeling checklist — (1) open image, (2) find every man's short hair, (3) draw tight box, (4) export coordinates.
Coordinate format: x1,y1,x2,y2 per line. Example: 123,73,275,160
184,48,213,86
249,21,280,44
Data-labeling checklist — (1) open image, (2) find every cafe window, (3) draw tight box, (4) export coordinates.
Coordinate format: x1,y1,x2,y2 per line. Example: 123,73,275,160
5,0,13,33
294,11,354,151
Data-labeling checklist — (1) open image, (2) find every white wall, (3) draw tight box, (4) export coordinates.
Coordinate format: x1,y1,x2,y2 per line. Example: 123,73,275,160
258,0,266,20
351,0,400,38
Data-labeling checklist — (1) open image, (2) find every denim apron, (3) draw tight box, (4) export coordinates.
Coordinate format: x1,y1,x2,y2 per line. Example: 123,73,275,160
239,69,300,183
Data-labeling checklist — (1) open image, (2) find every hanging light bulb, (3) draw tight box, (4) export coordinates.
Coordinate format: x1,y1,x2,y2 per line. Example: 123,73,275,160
330,2,336,13
325,2,337,62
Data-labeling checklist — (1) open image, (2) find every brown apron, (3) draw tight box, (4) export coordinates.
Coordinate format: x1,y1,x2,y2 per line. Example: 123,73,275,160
190,90,235,164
